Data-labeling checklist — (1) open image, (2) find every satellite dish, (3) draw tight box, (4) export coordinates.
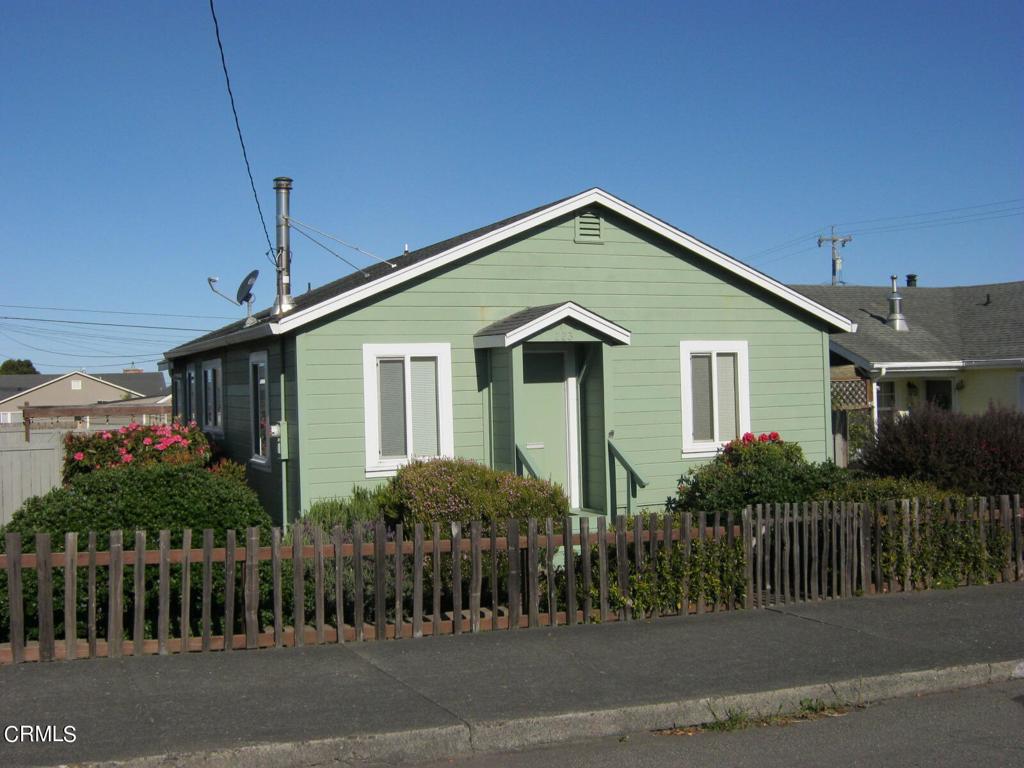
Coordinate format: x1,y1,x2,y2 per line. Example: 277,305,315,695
236,269,259,305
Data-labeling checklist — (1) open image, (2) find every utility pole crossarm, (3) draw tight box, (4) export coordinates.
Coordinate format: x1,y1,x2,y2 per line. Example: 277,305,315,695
818,225,854,285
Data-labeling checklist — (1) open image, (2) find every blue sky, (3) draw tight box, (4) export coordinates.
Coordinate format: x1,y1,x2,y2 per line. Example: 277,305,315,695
2,1,1021,372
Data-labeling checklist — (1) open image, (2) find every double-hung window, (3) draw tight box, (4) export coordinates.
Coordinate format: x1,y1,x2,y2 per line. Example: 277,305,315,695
249,352,270,465
362,343,454,477
679,340,750,455
876,381,896,424
171,374,184,420
201,359,223,433
185,365,198,422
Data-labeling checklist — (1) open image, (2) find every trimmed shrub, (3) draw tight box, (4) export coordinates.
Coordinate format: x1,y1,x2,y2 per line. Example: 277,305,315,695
820,474,963,508
677,432,846,513
4,464,270,550
0,464,271,644
858,405,1024,495
389,458,569,528
62,421,209,482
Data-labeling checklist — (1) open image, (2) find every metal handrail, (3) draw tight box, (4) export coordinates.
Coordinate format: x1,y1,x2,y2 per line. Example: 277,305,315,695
608,438,648,520
515,443,543,479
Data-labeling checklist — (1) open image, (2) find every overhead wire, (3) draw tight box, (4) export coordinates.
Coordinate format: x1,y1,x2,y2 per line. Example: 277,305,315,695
836,197,1024,228
288,223,369,276
0,303,236,320
208,0,276,264
0,316,214,332
286,216,396,268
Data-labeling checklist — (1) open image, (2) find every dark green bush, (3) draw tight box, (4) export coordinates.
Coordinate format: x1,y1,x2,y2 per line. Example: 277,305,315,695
818,474,964,508
677,432,846,513
0,464,271,644
858,405,1024,495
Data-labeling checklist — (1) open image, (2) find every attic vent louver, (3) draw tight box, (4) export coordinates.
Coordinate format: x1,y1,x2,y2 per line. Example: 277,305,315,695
575,211,602,243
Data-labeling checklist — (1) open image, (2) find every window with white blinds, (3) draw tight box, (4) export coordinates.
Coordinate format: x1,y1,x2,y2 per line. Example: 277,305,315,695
201,359,223,433
679,341,750,455
363,344,453,476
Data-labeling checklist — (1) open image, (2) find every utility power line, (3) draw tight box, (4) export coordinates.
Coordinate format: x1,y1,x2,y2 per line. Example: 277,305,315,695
288,222,369,276
208,0,275,263
0,303,236,320
0,316,213,332
0,330,164,360
286,216,396,268
836,197,1024,227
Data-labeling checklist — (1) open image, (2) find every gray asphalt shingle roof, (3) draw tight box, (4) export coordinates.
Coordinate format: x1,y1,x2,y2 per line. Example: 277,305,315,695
0,372,168,404
791,281,1024,366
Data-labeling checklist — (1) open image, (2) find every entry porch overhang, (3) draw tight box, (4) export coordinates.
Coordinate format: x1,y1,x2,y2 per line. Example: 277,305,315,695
473,302,631,349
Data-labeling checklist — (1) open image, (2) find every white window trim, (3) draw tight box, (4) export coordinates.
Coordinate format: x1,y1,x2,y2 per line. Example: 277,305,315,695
201,358,224,435
679,340,751,457
249,351,271,469
362,343,454,477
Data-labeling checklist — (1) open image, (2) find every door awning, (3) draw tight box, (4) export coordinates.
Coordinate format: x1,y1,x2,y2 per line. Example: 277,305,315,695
473,302,631,348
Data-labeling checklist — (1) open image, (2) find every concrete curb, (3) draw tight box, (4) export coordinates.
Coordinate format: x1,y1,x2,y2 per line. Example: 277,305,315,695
73,659,1024,768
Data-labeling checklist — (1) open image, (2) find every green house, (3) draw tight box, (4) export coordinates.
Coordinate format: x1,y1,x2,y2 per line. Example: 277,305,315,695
162,187,853,525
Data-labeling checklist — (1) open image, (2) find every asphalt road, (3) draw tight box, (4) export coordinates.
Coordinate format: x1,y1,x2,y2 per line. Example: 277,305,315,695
404,680,1024,768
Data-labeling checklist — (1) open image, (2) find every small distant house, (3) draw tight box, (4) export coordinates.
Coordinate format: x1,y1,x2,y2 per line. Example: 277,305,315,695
0,370,169,425
793,278,1024,428
163,185,854,525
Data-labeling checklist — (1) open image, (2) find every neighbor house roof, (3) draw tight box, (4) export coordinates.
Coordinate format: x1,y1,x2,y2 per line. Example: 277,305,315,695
791,281,1024,372
165,188,854,361
0,370,168,407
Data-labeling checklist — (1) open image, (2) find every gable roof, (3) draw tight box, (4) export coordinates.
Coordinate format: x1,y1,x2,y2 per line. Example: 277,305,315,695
0,370,168,407
164,188,854,360
791,281,1024,371
473,302,631,348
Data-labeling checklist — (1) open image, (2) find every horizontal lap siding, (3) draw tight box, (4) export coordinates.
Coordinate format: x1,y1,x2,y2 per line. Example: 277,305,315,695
297,211,830,509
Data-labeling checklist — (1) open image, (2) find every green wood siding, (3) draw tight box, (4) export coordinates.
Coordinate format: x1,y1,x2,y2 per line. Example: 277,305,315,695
296,210,832,511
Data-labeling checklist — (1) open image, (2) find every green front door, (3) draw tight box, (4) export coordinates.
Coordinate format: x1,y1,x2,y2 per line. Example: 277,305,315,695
521,350,572,502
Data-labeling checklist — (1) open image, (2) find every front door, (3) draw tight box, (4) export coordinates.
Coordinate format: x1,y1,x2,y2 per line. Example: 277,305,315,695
521,349,579,507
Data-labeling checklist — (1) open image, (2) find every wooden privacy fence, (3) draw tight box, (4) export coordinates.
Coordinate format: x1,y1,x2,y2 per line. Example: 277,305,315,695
1,496,1022,664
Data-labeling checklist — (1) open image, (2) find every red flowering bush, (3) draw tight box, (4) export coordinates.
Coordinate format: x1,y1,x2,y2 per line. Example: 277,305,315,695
62,421,210,482
678,431,846,512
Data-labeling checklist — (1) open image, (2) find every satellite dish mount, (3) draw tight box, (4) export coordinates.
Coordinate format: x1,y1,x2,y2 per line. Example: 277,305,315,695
207,269,260,327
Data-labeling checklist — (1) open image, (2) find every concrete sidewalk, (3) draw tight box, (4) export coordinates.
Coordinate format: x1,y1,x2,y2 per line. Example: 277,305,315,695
1,584,1022,767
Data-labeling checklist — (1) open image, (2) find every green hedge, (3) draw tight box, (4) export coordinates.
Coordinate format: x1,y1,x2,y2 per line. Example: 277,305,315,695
0,464,272,644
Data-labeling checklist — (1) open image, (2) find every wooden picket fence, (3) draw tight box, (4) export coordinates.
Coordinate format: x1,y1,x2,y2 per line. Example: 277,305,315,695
1,495,1022,664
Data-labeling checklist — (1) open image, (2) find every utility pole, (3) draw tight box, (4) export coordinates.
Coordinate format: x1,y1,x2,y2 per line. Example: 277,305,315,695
818,225,853,285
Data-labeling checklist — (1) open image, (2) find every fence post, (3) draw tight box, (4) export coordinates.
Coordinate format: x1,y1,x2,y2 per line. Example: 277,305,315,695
580,517,592,624
106,531,122,660
412,523,423,638
395,523,406,639
203,529,215,652
615,516,630,620
508,519,521,630
180,529,192,653
431,523,441,637
354,523,365,642
527,518,539,628
451,521,462,636
596,516,609,623
999,496,1012,583
133,531,145,657
65,532,79,661
5,533,24,663
246,527,261,649
272,528,284,648
158,530,171,655
291,524,304,646
469,521,481,634
87,532,97,657
33,533,54,662
563,514,576,626
1014,494,1023,582
743,507,753,610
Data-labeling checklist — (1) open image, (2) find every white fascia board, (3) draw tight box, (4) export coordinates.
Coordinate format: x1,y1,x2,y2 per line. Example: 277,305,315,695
163,323,277,361
506,302,631,347
274,189,855,334
875,361,964,370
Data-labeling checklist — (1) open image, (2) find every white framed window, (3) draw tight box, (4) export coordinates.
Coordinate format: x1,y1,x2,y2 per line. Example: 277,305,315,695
171,374,183,420
70,379,82,391
362,343,454,477
679,340,750,456
876,381,896,424
249,352,270,466
201,359,223,433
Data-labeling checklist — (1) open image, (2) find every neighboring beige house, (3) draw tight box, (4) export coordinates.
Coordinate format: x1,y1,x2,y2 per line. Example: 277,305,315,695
0,370,169,424
793,278,1024,428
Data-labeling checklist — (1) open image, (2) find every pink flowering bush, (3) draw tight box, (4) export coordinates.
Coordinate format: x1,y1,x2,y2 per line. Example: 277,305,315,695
62,421,210,482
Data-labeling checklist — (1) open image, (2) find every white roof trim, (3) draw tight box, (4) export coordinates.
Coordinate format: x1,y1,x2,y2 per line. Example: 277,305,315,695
0,370,145,407
473,302,631,349
274,189,855,335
